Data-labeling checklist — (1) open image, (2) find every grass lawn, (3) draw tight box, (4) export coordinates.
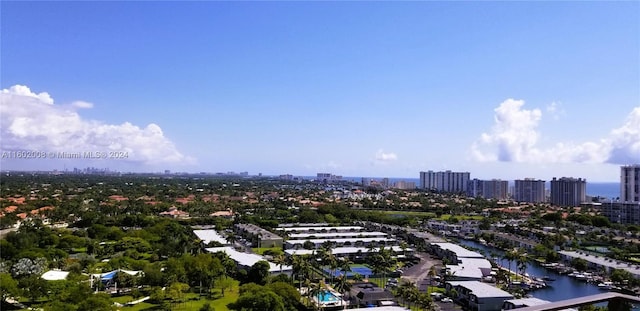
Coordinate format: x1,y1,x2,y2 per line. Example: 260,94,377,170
251,247,283,255
372,210,437,217
113,279,240,311
435,214,484,221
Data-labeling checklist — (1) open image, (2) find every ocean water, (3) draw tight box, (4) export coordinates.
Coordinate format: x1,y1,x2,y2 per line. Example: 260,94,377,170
586,182,620,199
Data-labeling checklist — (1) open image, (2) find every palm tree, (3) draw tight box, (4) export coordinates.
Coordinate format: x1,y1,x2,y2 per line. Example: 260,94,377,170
396,280,416,307
333,275,351,310
516,252,529,281
308,280,327,311
273,254,286,274
338,257,352,277
399,241,409,258
427,265,437,285
352,273,364,282
256,232,263,249
503,249,518,283
371,246,396,287
226,233,237,246
417,292,434,311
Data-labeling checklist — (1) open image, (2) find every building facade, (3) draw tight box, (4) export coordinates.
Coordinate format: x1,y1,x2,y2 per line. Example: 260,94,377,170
550,177,586,207
467,179,509,200
621,165,640,202
599,201,640,224
513,179,546,203
420,170,470,193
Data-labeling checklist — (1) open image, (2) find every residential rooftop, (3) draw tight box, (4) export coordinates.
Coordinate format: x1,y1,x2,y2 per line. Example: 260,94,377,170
448,281,514,298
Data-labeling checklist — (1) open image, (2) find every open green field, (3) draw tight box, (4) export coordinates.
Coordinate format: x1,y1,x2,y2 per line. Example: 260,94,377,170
366,210,437,217
435,214,484,221
19,280,240,311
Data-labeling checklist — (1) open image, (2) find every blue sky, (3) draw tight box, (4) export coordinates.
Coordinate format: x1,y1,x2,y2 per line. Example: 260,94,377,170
1,1,638,181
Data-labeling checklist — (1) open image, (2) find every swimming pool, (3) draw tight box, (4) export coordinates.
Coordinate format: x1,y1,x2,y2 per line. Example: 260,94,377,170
317,290,340,303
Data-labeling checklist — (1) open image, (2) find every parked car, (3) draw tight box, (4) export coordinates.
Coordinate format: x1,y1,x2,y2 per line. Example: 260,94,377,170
441,297,453,303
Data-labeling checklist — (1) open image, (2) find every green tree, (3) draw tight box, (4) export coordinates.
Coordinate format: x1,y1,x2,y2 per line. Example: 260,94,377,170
77,293,113,311
228,284,285,311
248,260,270,285
0,273,20,302
267,282,302,311
571,258,588,271
167,282,189,306
217,277,234,297
18,274,48,302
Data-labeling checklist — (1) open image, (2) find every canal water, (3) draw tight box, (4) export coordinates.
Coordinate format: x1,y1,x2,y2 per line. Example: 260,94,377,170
458,239,603,302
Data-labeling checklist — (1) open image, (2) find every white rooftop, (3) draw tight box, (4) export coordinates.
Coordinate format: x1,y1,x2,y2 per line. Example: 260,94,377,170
448,281,514,298
559,251,640,277
288,232,387,239
206,246,292,273
505,298,551,307
276,226,363,232
432,242,485,258
41,270,69,280
193,229,229,245
285,246,412,256
286,237,396,245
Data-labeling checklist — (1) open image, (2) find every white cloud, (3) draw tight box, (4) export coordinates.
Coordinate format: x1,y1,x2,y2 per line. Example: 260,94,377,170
0,85,193,165
375,149,398,162
472,99,542,162
71,101,94,109
608,107,640,164
546,102,565,120
472,98,638,164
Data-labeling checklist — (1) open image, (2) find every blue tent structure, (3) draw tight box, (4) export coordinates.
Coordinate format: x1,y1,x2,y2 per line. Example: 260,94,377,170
91,269,142,291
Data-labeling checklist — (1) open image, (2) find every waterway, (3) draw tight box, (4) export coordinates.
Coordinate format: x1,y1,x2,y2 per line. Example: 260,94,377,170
458,239,603,302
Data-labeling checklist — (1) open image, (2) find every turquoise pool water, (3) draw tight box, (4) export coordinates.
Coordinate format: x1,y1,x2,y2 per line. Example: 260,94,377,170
317,291,340,303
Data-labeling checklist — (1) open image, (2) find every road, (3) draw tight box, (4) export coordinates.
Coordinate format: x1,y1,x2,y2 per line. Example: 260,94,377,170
401,252,442,291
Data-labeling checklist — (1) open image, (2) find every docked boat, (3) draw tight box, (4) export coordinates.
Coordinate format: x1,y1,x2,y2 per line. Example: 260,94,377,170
597,281,620,290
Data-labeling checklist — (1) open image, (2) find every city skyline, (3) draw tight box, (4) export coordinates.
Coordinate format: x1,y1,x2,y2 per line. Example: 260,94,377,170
1,2,639,182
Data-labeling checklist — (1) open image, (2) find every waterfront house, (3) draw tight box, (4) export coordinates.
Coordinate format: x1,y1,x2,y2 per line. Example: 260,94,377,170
445,281,514,311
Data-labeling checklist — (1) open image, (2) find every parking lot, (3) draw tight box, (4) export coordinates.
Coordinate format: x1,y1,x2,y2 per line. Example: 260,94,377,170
401,252,443,287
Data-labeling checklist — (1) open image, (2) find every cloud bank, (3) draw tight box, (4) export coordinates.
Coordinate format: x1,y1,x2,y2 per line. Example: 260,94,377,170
375,149,398,162
1,85,192,165
472,99,639,165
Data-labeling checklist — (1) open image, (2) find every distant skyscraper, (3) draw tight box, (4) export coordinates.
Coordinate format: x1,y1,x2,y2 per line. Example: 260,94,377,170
419,170,470,193
316,173,342,183
467,179,509,200
621,165,640,202
550,177,586,207
514,179,546,203
394,180,416,190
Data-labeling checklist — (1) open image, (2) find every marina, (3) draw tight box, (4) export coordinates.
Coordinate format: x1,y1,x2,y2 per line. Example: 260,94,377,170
459,239,605,302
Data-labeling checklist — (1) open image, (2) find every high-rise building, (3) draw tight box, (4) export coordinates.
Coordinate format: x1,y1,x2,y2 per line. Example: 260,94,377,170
467,179,509,200
419,170,470,193
599,200,640,224
394,180,416,190
621,165,640,202
513,179,546,203
550,177,586,207
316,173,342,183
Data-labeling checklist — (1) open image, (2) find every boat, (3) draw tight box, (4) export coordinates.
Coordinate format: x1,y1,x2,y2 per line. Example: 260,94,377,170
542,276,556,282
597,281,620,290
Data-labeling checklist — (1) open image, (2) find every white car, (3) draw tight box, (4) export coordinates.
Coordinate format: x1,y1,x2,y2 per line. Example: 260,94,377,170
441,298,453,303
